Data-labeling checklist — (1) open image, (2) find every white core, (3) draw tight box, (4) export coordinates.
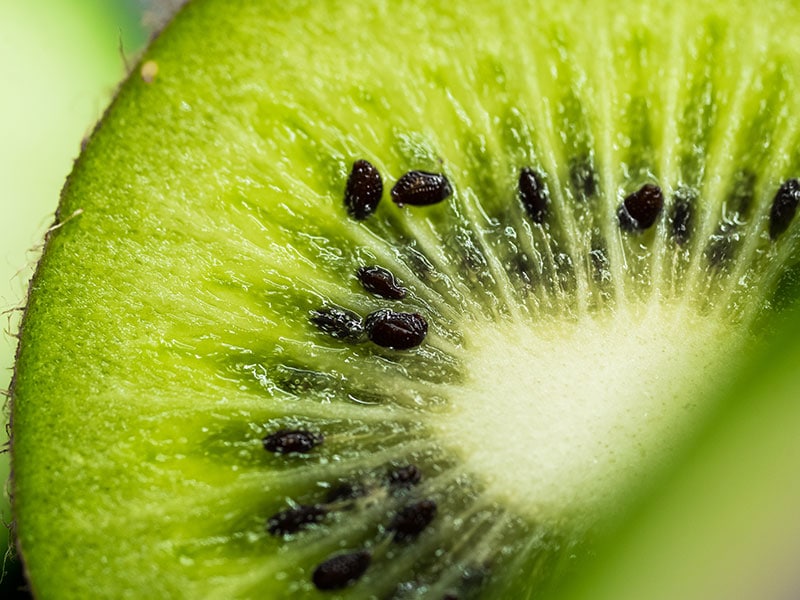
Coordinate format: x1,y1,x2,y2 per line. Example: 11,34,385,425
434,302,744,528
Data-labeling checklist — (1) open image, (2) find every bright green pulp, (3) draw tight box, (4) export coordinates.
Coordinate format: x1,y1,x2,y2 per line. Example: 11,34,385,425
11,0,800,598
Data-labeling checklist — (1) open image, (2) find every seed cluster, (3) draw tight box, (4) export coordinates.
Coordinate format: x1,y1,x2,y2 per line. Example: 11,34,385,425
344,160,800,247
335,159,798,364
275,159,800,596
259,449,437,590
345,161,453,219
312,303,429,351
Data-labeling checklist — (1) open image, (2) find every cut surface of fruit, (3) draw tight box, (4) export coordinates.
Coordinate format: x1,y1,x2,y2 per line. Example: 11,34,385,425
10,0,800,598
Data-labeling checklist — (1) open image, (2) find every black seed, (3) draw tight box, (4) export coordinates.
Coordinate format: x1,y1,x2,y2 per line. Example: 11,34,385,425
727,169,756,217
618,183,664,232
357,265,407,300
387,464,422,488
267,504,327,536
705,224,740,267
671,190,695,246
263,429,323,454
345,159,383,220
311,306,364,341
312,550,371,591
389,499,437,542
391,171,452,206
365,310,427,350
326,482,364,503
518,167,549,224
770,178,800,239
569,155,598,199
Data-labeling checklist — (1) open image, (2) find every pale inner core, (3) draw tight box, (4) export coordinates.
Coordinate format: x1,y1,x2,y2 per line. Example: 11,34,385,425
435,303,742,526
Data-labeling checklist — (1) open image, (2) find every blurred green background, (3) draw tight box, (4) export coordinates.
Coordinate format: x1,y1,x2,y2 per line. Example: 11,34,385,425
1,1,799,598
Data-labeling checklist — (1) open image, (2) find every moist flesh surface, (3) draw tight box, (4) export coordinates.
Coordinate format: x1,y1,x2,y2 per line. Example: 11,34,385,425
11,0,800,598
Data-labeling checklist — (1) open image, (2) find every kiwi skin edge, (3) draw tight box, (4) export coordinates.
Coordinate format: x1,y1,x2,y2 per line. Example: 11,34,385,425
9,0,800,599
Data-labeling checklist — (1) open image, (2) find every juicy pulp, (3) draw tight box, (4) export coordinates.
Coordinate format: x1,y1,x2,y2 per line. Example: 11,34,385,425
10,0,800,598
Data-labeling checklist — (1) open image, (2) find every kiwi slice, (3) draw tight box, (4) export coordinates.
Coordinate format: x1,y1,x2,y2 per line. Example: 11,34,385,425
10,0,800,598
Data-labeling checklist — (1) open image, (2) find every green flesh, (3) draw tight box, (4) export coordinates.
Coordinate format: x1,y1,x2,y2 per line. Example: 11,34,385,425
11,0,800,598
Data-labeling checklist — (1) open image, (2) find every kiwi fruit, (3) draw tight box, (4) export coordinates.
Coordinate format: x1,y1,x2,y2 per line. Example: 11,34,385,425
9,0,800,598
